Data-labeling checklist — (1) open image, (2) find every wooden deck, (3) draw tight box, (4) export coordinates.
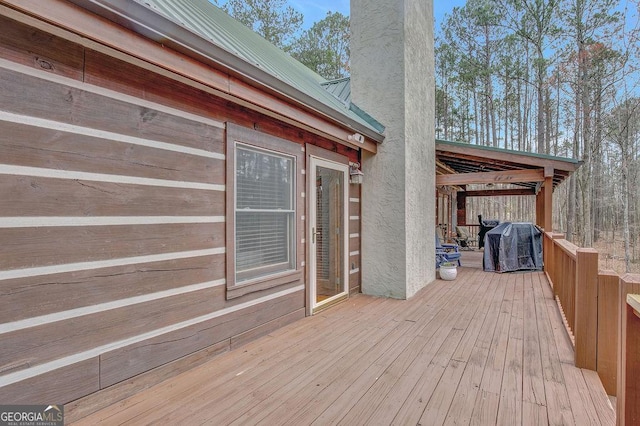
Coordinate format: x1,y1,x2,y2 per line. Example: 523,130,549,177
71,252,615,425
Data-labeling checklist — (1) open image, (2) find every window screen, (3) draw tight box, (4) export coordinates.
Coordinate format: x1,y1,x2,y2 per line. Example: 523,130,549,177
235,144,296,281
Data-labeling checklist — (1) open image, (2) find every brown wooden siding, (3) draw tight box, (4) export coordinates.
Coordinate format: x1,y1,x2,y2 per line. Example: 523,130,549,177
0,11,361,411
349,184,362,294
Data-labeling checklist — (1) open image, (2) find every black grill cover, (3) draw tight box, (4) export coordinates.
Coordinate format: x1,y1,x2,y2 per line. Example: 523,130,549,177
483,222,543,272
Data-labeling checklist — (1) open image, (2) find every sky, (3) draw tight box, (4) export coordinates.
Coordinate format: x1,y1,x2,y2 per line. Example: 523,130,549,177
292,1,466,29
215,1,467,30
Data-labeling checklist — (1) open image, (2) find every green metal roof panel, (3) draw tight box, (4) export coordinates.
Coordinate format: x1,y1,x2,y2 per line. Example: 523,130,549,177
131,0,384,137
321,77,351,104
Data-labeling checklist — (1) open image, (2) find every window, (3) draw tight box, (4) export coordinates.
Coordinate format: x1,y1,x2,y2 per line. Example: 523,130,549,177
235,144,296,281
225,123,302,299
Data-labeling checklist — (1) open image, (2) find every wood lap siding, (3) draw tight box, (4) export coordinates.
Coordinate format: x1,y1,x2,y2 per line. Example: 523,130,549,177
349,185,362,294
0,14,324,406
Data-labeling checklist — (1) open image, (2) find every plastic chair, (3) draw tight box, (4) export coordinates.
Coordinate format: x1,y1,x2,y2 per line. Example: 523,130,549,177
436,232,461,268
454,226,474,250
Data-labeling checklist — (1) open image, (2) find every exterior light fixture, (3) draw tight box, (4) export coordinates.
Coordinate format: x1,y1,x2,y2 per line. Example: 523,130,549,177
348,133,365,144
349,162,364,184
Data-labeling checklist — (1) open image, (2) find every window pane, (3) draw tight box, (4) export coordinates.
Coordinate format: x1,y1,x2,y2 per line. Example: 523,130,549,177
236,147,292,210
235,144,296,282
236,211,293,274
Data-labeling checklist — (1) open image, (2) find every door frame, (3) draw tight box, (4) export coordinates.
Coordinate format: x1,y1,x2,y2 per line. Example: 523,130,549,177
306,145,350,315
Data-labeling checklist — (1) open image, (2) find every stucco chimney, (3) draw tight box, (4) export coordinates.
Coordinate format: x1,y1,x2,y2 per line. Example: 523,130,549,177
351,0,435,298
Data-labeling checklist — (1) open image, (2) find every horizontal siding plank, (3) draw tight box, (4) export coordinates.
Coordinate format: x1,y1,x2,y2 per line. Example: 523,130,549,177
0,284,303,378
230,308,305,350
85,49,233,127
65,340,230,424
99,291,304,387
349,237,360,253
0,358,99,404
350,201,360,216
0,223,223,270
0,286,221,374
0,254,224,323
349,270,361,285
349,184,361,199
0,120,223,184
0,66,225,153
0,14,84,81
0,175,223,217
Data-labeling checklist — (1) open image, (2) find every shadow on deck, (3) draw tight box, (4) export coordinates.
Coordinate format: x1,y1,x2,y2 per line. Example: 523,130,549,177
71,251,615,425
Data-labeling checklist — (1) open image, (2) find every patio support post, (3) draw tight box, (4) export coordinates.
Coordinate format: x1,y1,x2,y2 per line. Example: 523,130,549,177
575,248,598,370
456,191,466,226
544,167,554,231
350,0,435,298
535,191,543,228
617,274,640,426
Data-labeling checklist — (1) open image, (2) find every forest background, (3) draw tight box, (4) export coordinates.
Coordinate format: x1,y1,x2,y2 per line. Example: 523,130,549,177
213,0,640,274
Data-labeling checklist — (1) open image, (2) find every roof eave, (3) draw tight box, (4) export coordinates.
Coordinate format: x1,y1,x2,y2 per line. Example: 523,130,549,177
436,139,582,173
68,0,385,144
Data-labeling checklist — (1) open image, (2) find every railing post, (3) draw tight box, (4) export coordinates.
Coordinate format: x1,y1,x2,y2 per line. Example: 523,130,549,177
596,270,620,396
575,248,598,370
617,275,640,426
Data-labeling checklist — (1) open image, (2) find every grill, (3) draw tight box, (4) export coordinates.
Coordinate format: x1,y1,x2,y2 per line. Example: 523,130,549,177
478,215,500,249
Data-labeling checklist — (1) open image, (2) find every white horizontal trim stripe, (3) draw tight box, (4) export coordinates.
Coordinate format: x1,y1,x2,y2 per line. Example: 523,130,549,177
0,216,225,228
0,279,226,335
0,285,304,386
350,216,360,221
350,233,360,239
0,111,225,160
0,164,225,191
0,58,225,130
350,268,360,275
350,251,360,256
0,248,225,281
349,198,360,203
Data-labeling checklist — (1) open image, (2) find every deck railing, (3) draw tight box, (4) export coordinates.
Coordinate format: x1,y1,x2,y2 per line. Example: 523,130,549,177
543,232,640,424
620,294,640,426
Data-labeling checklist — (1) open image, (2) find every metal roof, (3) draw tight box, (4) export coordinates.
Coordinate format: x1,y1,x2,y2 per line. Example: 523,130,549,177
74,0,385,141
436,139,582,189
321,77,351,105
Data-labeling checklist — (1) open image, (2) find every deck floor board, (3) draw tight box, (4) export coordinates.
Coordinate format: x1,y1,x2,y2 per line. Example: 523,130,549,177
71,252,615,425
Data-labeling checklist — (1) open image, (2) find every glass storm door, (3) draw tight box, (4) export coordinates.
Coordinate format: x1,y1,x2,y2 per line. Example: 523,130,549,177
309,157,349,312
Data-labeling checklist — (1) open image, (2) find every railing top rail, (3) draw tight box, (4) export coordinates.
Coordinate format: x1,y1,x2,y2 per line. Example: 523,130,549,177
553,238,578,260
628,294,640,313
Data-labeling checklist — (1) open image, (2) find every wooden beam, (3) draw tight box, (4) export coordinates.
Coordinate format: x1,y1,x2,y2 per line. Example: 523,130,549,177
464,188,535,197
544,176,553,231
435,168,544,186
436,160,456,175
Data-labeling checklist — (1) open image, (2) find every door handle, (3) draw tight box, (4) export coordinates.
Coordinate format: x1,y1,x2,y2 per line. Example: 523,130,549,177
312,227,316,244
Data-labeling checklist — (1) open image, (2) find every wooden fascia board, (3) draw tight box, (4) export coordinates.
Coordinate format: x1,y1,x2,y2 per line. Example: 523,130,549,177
436,143,580,172
464,188,536,197
0,0,378,153
436,168,545,186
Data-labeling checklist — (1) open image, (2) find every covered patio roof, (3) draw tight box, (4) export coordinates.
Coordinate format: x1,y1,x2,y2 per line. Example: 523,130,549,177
436,140,581,191
435,140,582,230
